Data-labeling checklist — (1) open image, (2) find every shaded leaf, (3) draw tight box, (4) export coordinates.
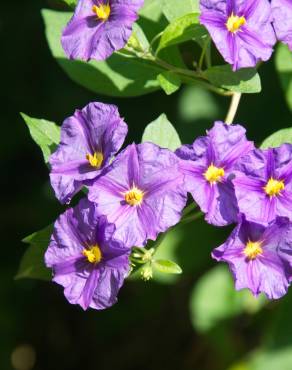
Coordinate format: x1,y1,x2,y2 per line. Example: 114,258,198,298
16,225,53,281
189,265,266,332
204,65,261,93
275,43,292,111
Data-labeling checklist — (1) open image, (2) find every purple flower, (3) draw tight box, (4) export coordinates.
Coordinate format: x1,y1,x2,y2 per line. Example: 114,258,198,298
176,121,254,226
45,199,130,310
272,0,292,51
87,143,187,247
49,102,127,204
212,216,292,299
233,145,292,224
61,0,144,61
199,0,276,70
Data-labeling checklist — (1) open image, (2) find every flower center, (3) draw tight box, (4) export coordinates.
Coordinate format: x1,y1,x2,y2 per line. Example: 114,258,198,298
264,178,285,197
83,245,102,264
226,12,246,33
92,2,111,21
124,186,144,206
243,241,263,260
86,152,104,169
204,164,225,184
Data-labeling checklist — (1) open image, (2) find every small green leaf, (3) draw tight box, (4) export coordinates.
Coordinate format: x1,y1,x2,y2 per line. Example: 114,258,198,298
16,225,53,281
204,65,261,93
157,71,181,95
153,259,182,274
275,43,292,111
157,13,207,52
261,127,292,149
127,23,149,52
21,113,60,163
189,265,266,332
162,0,200,22
142,113,181,150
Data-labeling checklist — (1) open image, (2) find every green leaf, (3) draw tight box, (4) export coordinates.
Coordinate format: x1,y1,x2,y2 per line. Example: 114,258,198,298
153,259,182,274
127,23,150,52
42,9,166,97
16,225,53,281
62,0,77,8
157,13,207,52
275,43,292,111
162,0,200,22
178,85,221,123
189,265,266,332
142,113,181,150
261,127,292,149
204,65,261,93
157,71,181,95
21,113,60,163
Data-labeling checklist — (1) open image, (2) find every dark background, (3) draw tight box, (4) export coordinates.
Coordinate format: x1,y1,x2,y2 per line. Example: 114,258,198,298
1,1,292,370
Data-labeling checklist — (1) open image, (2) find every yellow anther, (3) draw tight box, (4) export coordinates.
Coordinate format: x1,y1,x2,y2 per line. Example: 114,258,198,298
243,241,263,260
86,152,104,169
82,245,102,264
92,3,111,21
124,186,144,206
204,164,225,184
226,12,246,33
264,178,285,197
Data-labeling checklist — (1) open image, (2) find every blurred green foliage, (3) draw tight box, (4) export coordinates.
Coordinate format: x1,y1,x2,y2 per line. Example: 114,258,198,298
2,1,292,370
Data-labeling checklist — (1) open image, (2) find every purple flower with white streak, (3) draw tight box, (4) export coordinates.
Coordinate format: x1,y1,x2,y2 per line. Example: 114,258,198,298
212,216,292,299
272,0,292,51
87,143,187,248
176,121,254,226
45,199,130,310
62,0,144,61
233,144,292,224
49,102,127,204
199,0,276,70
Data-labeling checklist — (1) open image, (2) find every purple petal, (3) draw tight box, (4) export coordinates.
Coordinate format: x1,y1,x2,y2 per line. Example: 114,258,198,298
81,268,100,310
272,0,292,51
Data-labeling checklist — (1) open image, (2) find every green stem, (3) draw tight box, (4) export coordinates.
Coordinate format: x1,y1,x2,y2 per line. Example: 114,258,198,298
225,92,242,124
148,32,163,54
152,56,232,96
198,38,210,71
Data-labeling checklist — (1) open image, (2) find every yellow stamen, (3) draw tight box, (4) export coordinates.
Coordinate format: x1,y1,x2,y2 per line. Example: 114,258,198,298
243,240,263,260
226,12,246,33
264,178,285,197
86,152,104,169
204,164,225,184
124,186,144,206
83,245,102,264
92,3,111,21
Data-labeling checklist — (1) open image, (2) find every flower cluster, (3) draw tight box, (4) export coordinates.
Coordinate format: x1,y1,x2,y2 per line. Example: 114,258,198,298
46,104,292,308
199,0,292,71
46,102,187,310
176,121,292,299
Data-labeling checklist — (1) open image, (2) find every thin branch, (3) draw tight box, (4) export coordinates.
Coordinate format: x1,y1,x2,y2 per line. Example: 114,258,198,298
225,92,242,124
